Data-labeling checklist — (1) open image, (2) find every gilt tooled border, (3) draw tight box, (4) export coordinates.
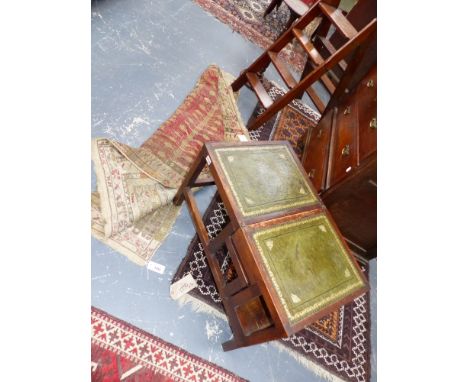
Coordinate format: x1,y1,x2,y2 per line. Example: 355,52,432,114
213,145,317,217
253,214,366,325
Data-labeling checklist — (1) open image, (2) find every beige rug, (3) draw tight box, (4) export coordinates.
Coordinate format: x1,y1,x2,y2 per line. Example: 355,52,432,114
91,65,249,265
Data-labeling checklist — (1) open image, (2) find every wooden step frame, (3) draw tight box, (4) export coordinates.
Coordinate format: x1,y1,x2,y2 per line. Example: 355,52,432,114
232,0,377,130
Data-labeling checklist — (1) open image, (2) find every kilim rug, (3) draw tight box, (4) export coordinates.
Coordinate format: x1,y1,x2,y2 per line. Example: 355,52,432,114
91,65,249,266
193,0,319,70
171,87,372,382
91,307,248,382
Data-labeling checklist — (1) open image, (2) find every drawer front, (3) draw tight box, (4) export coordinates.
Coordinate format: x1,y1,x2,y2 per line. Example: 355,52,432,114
357,66,377,161
328,99,358,187
302,107,334,193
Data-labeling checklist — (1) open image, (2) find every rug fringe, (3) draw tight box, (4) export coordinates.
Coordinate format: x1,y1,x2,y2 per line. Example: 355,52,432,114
177,293,227,322
177,293,345,382
271,342,346,382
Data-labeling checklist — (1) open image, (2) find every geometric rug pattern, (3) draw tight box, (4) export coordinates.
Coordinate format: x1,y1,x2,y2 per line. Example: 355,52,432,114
92,307,248,382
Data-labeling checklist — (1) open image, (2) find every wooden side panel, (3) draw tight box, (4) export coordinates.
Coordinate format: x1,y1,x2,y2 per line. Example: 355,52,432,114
321,154,377,259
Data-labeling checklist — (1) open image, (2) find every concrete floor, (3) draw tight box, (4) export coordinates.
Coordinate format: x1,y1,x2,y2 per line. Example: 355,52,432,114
91,0,376,381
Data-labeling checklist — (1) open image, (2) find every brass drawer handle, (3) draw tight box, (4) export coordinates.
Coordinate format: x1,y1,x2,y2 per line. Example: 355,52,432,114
370,118,377,129
343,106,351,115
366,79,375,88
341,145,350,156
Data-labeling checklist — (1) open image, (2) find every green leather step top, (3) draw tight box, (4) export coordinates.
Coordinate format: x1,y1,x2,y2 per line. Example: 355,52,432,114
213,144,317,217
253,213,366,325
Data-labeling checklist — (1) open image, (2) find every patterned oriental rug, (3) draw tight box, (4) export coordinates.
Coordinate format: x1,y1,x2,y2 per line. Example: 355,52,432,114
91,65,249,266
171,87,372,382
91,307,248,382
193,0,318,70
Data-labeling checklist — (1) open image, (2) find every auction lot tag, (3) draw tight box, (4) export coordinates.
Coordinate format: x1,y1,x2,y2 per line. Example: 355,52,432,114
147,261,166,274
170,273,198,300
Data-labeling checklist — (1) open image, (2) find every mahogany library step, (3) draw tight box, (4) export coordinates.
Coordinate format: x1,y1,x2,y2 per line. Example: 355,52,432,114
246,72,273,108
318,2,358,39
292,28,336,93
231,0,377,131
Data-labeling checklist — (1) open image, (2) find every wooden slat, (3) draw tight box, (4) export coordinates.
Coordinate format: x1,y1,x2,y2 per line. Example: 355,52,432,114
293,28,323,64
319,2,358,39
318,35,348,71
183,187,210,247
192,177,215,187
246,72,273,108
267,51,297,89
292,28,336,93
305,87,325,113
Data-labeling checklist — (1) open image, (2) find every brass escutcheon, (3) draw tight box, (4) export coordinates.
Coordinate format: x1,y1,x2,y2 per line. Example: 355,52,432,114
308,169,316,178
341,145,350,156
316,128,323,138
367,79,375,88
343,106,351,115
370,118,377,129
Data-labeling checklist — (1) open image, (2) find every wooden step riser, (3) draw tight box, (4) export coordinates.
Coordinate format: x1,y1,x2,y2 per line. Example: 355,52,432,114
317,36,348,72
318,2,358,39
292,28,336,94
245,72,273,109
267,51,297,89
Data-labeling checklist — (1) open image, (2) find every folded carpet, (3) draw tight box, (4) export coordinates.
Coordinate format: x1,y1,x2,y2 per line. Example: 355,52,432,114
92,65,249,265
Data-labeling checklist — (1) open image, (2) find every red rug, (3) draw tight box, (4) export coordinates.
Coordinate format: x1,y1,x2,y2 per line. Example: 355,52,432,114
91,307,247,382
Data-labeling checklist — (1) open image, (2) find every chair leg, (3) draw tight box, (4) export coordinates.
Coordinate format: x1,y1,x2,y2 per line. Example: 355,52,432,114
285,10,299,30
264,0,282,18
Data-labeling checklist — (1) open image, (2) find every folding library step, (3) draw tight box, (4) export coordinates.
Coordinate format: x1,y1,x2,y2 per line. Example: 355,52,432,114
232,0,377,130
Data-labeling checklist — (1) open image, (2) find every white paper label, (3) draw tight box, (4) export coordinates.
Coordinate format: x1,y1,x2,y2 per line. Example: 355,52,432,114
147,261,166,274
205,155,212,165
238,134,248,142
170,273,198,300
